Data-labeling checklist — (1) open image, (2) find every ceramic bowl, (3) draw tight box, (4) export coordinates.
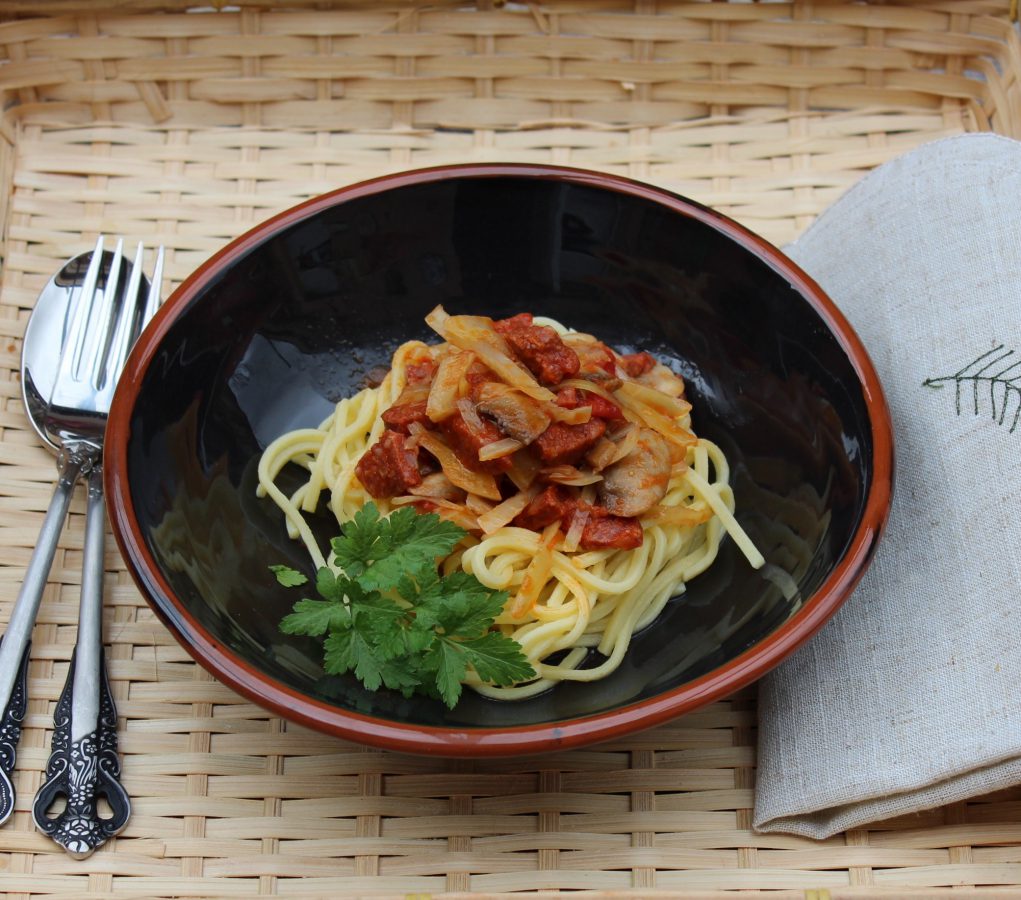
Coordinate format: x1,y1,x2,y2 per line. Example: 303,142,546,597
106,164,892,756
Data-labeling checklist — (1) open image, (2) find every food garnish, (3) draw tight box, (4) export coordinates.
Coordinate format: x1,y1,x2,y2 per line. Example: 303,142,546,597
273,503,535,708
259,308,764,706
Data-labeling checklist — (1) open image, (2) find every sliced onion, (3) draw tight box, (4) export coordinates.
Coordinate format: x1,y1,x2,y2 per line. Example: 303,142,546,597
585,438,615,471
425,305,556,404
465,493,496,515
548,378,621,424
430,500,480,531
561,506,589,553
617,380,691,418
508,521,559,618
414,426,502,500
562,334,620,385
477,484,541,535
392,380,431,407
639,362,687,399
479,437,523,461
426,350,474,423
546,402,592,425
408,472,464,502
609,422,640,458
454,395,483,431
541,465,603,486
393,494,479,531
615,386,696,452
424,304,451,333
506,449,542,491
586,423,639,471
558,378,619,404
610,421,638,440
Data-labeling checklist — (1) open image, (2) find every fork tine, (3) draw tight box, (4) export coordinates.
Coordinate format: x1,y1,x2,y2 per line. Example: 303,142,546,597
63,236,105,381
87,238,124,387
143,245,164,324
105,242,146,389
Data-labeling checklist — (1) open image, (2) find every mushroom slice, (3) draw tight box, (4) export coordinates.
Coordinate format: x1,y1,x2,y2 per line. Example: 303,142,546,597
597,427,672,517
474,381,552,444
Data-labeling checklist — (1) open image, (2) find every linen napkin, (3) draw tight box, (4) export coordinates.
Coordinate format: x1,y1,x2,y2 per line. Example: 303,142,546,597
753,133,1021,839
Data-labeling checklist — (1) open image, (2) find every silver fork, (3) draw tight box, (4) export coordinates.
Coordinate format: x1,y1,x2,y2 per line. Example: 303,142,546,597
0,237,162,857
0,239,139,833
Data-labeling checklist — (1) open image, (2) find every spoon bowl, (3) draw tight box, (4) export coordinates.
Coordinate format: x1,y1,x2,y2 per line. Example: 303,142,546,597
29,244,153,453
21,248,150,451
1,237,162,857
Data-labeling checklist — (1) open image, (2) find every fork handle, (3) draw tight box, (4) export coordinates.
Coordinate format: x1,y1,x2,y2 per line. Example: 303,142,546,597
33,463,129,858
0,444,91,827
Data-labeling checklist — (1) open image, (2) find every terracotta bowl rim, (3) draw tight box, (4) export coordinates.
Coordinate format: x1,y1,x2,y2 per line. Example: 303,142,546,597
105,162,894,757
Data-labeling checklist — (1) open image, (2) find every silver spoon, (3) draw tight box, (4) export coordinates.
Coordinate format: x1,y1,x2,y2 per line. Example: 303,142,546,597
0,240,151,835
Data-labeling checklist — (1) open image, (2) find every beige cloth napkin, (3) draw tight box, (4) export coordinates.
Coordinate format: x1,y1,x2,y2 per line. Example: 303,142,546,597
753,133,1021,838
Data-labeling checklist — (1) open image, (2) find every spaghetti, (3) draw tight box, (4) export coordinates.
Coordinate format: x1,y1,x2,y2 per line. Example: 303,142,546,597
258,308,763,700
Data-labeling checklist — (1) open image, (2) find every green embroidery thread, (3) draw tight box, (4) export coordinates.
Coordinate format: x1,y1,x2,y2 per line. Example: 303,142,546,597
923,344,1021,434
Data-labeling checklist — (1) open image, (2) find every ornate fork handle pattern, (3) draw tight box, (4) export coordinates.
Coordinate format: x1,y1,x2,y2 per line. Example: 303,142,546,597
0,636,29,823
2,238,162,853
32,645,129,858
32,463,130,858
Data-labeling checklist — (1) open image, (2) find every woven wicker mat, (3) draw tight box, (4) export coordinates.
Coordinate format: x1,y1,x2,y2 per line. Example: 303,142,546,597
1,3,1020,897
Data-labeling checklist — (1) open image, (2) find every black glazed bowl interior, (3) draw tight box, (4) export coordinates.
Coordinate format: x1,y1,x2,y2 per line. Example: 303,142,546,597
107,164,892,756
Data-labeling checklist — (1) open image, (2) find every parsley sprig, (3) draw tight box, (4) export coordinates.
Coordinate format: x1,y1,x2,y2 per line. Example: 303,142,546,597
272,503,535,708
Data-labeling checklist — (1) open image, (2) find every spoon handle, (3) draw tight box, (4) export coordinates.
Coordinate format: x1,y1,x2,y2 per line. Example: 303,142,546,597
33,464,129,858
0,445,91,827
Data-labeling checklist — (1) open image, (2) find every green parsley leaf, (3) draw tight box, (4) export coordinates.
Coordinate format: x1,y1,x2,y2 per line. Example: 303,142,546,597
270,564,308,587
280,597,350,636
328,503,383,578
315,566,349,603
405,615,438,655
277,505,536,709
332,503,464,592
424,640,469,709
413,570,508,639
358,601,410,661
458,631,535,686
378,659,422,694
324,628,386,691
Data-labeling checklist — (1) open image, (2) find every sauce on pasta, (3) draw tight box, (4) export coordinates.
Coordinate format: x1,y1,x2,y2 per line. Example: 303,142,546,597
258,308,763,700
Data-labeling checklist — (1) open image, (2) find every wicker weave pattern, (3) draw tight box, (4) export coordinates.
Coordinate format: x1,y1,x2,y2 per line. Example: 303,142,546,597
0,2,1020,896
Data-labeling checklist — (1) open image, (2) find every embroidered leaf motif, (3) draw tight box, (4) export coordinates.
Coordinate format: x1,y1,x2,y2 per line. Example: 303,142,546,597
923,344,1021,434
